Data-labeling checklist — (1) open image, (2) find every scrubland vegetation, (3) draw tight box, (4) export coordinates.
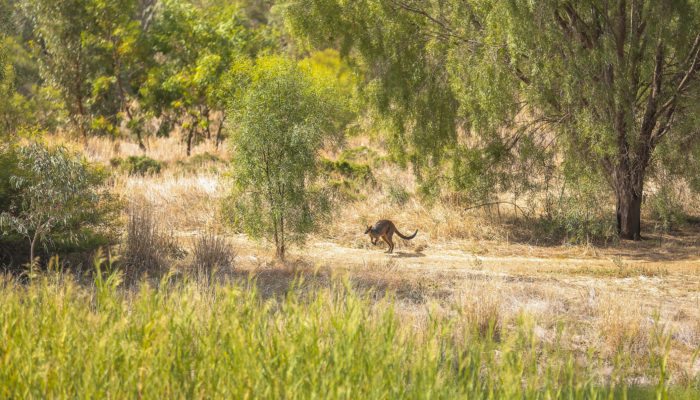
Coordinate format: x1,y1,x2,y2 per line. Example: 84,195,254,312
0,263,698,399
1,0,700,398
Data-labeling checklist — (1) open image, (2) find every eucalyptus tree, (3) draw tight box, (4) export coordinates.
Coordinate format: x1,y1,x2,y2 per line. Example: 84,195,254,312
225,57,345,259
0,0,65,133
86,0,153,148
20,0,97,139
0,143,113,266
142,0,260,155
288,0,700,240
0,36,13,131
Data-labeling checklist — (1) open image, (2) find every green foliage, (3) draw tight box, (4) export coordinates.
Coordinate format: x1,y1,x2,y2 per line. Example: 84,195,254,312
320,157,374,201
225,56,346,258
321,158,372,182
387,184,410,207
0,35,23,134
3,0,281,151
19,0,125,137
287,0,458,169
298,48,359,120
647,186,687,233
288,0,700,238
175,152,225,174
141,0,266,153
0,138,20,212
0,141,118,266
319,146,376,201
0,5,66,133
110,155,164,176
0,274,697,398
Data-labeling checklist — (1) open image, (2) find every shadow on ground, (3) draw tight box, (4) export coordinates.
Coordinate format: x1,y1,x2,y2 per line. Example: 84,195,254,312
498,215,700,262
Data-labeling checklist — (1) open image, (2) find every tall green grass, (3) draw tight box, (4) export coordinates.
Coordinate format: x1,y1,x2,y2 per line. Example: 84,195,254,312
0,266,697,399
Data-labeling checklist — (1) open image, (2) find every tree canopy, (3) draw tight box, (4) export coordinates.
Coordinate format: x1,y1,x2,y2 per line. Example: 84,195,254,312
288,0,700,239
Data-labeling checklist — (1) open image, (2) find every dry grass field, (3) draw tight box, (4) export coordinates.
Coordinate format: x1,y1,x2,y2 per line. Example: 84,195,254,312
56,133,699,387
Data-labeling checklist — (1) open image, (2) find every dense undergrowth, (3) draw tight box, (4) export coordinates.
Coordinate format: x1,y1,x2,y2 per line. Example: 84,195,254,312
0,261,698,399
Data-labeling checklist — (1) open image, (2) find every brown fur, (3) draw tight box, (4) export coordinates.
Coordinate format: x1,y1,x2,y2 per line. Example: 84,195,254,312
364,220,418,253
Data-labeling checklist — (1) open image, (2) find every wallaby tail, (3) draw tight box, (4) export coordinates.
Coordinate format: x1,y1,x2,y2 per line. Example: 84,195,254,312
396,229,418,240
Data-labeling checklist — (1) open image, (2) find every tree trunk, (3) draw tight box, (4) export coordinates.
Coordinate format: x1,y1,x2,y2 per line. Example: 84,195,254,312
276,244,285,260
215,115,226,149
186,124,195,156
278,215,285,260
272,217,284,260
202,106,211,140
29,231,38,268
615,182,643,240
73,56,88,141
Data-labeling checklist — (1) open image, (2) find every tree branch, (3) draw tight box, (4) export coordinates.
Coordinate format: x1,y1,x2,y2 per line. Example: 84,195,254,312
651,33,700,146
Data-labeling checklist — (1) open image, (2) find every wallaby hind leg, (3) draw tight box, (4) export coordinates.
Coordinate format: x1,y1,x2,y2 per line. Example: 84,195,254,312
381,235,392,253
386,232,395,253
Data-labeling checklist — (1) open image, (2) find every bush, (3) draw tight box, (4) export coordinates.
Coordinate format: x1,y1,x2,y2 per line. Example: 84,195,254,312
175,152,224,174
339,145,376,160
321,158,373,181
191,231,236,278
110,155,163,176
0,141,119,268
648,186,686,232
387,184,410,206
320,157,375,201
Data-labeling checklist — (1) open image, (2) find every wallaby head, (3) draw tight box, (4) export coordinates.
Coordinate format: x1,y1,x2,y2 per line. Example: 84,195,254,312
364,225,372,234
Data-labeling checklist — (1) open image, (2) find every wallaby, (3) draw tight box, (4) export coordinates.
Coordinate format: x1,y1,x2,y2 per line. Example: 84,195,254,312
364,220,417,253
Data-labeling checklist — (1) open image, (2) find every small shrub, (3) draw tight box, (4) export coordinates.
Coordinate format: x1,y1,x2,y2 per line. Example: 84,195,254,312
321,158,373,181
175,152,224,174
123,204,183,277
648,186,686,232
0,142,119,268
226,57,344,259
321,157,374,201
530,209,617,245
191,231,236,277
327,179,364,201
189,152,223,165
388,184,410,206
110,155,163,176
338,146,383,166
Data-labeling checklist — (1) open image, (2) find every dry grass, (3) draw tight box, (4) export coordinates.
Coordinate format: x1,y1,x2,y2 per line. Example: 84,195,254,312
122,202,183,277
191,230,236,277
44,133,700,384
116,171,225,233
63,134,227,165
596,297,651,361
316,160,507,247
453,283,504,341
